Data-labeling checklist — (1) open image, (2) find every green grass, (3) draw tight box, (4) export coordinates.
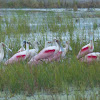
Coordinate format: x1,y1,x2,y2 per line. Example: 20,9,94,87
0,10,100,97
0,0,100,8
0,56,100,94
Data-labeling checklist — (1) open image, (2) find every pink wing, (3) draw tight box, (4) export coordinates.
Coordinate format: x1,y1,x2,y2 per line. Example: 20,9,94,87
47,51,62,62
28,49,56,65
80,53,98,63
5,53,26,65
77,46,92,59
87,55,97,59
34,49,56,61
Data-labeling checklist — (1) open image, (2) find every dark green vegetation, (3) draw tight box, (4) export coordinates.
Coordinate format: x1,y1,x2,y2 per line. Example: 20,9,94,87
0,58,100,94
0,0,100,8
0,9,100,97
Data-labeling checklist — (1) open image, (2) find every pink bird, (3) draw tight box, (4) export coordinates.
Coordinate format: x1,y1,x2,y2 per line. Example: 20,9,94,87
80,52,100,63
45,41,72,62
44,40,64,62
28,39,60,65
77,34,94,59
5,42,31,65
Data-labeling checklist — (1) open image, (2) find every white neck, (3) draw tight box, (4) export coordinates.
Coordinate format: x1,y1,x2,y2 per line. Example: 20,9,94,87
90,40,94,49
26,43,29,52
90,34,93,46
56,42,60,50
0,44,4,62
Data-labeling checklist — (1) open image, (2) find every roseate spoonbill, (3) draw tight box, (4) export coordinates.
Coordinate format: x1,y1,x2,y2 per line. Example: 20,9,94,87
18,41,26,52
77,34,94,59
80,52,100,63
44,40,64,62
28,39,60,65
44,41,72,62
0,42,12,62
18,41,39,59
5,42,31,65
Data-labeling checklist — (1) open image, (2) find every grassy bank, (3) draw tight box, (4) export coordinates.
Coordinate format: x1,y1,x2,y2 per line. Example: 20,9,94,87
0,0,100,8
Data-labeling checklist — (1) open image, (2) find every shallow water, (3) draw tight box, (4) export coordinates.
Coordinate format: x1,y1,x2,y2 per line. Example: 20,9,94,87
0,8,100,59
0,87,100,100
0,9,100,42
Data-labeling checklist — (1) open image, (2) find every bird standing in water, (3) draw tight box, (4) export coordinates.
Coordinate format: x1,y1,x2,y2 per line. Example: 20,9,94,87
80,52,100,63
28,39,60,65
77,34,94,59
5,42,31,65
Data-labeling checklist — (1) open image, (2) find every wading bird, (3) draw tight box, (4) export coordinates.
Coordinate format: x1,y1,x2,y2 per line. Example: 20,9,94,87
80,52,100,63
44,41,72,62
0,42,12,62
77,34,94,59
5,42,31,65
44,40,64,62
28,39,60,65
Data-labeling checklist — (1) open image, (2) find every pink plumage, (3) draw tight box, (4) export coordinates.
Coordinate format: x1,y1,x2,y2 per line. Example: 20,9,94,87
28,40,60,65
5,42,30,65
77,34,94,59
80,52,100,63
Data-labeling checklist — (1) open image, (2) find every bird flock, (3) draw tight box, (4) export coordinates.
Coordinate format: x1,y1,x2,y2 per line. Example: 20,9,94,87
0,34,100,66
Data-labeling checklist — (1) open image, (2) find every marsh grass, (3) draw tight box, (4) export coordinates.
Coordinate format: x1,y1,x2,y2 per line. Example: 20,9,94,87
0,55,100,94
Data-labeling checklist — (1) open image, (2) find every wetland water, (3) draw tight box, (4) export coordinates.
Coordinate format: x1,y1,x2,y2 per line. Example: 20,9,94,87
0,8,100,99
0,87,100,100
0,8,100,59
0,8,100,42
